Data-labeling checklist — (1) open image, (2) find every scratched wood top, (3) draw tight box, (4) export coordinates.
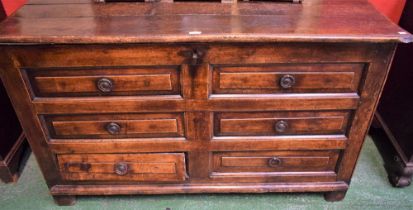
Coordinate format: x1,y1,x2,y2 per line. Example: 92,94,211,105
0,0,411,44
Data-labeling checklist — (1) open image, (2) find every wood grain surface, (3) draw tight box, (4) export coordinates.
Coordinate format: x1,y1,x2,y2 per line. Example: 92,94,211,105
0,0,409,205
0,0,411,43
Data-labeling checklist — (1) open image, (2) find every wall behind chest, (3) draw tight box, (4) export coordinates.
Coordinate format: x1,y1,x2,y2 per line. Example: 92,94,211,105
0,0,26,20
369,0,406,23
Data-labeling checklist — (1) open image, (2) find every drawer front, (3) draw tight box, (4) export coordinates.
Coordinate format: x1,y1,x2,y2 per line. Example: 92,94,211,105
44,113,185,139
58,153,187,182
212,64,363,94
25,66,181,97
212,150,339,174
214,111,350,136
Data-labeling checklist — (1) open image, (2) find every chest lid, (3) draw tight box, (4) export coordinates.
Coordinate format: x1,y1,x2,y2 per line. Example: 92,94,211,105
0,0,411,44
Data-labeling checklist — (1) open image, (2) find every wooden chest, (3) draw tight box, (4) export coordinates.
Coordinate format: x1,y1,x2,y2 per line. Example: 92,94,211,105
0,0,411,205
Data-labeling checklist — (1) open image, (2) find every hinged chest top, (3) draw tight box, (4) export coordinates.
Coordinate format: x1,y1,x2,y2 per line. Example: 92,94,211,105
0,0,411,43
0,0,412,206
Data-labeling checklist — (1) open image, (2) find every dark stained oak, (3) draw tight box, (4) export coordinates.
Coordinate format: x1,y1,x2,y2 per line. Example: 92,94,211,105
370,0,413,188
44,113,185,139
57,153,187,182
50,182,349,195
214,111,350,136
0,0,411,205
324,190,347,202
53,195,76,206
0,79,30,183
211,150,339,174
212,64,364,94
0,0,412,43
48,135,348,154
26,67,181,97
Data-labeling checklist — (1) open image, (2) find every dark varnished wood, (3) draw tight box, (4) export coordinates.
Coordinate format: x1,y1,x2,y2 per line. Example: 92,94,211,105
211,150,339,174
0,43,399,203
53,195,76,206
0,133,29,183
0,0,412,43
215,111,350,136
50,181,349,195
0,80,30,183
212,64,364,94
324,190,347,202
58,153,187,182
26,66,181,97
48,135,348,154
44,113,185,139
370,0,413,188
0,0,410,205
370,114,413,187
0,43,400,202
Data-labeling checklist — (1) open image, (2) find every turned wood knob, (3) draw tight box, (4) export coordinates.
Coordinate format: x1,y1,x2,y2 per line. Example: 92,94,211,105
275,120,289,133
105,122,121,135
96,78,113,93
114,162,129,176
268,157,282,167
279,75,296,89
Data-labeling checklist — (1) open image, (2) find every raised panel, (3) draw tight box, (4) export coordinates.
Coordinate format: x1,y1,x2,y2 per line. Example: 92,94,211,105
221,156,330,168
58,153,187,182
212,64,364,94
44,113,185,139
212,150,339,173
215,111,350,136
25,66,181,97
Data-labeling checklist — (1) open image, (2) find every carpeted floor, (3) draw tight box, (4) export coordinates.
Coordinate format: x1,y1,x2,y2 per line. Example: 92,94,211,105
0,137,412,210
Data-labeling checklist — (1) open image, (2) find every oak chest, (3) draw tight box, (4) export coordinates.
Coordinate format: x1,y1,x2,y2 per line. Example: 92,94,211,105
0,0,411,205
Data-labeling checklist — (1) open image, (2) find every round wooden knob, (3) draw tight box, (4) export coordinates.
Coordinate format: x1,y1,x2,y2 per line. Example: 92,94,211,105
268,157,282,167
106,122,121,135
279,75,296,89
96,78,113,93
114,162,128,176
275,120,288,133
